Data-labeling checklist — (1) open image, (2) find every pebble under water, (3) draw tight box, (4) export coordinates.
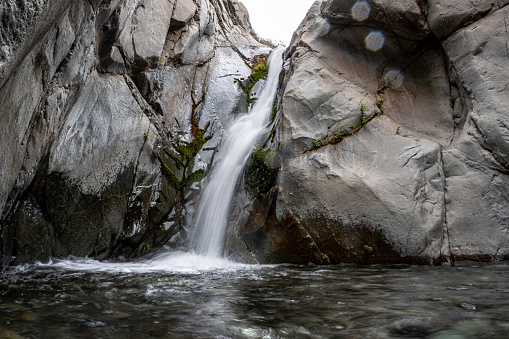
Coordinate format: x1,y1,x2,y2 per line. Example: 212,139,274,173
0,253,508,338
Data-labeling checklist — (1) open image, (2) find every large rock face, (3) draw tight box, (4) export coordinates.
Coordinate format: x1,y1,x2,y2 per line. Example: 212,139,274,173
0,0,264,266
242,0,509,264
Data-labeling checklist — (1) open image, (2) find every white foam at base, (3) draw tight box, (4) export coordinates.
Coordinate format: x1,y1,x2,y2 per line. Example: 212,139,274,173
37,252,254,274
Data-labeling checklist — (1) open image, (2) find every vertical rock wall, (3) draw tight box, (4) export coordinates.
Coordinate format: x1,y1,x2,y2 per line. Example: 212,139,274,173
242,0,509,264
0,0,264,266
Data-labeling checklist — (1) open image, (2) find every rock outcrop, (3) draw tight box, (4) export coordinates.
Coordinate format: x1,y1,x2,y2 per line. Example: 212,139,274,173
242,0,509,264
0,0,265,266
3,0,508,267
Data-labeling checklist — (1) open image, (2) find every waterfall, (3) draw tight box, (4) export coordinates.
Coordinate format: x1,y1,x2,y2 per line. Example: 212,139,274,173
189,46,285,258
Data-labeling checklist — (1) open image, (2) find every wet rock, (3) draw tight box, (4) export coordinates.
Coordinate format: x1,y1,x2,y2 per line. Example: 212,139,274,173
6,197,59,265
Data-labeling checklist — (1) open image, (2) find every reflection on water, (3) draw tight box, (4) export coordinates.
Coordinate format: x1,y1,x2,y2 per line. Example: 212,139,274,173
1,259,509,338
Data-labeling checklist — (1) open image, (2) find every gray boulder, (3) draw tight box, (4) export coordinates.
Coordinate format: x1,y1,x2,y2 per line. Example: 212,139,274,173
241,0,509,264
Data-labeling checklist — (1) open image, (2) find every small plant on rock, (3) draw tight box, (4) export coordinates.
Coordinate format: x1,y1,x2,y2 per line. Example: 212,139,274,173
153,59,176,92
306,98,383,152
245,149,278,195
313,138,326,148
359,99,366,122
234,55,269,106
158,94,211,192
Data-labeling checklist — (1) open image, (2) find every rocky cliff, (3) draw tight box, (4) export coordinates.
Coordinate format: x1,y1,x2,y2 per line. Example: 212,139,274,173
0,0,266,266
242,0,509,264
3,0,509,267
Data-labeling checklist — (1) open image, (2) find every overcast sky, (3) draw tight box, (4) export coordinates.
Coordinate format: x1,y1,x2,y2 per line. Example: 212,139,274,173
240,0,317,45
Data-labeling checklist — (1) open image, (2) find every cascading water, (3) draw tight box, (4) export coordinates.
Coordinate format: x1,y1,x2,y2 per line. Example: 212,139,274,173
189,46,285,258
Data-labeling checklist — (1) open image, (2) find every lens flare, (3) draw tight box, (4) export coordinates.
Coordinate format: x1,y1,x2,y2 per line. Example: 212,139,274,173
365,30,385,51
385,69,404,88
313,16,331,37
351,1,371,22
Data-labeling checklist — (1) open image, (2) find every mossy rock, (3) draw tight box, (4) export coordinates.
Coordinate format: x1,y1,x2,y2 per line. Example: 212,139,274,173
245,149,278,195
158,118,211,192
234,57,269,106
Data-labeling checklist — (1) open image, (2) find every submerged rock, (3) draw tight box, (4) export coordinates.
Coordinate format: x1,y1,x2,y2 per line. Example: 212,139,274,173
0,0,264,266
241,0,509,264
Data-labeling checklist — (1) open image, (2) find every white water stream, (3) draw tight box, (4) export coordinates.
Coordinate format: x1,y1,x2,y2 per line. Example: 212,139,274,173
189,46,285,258
30,47,285,274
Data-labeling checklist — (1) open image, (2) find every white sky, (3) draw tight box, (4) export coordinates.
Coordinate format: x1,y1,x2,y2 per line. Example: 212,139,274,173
239,0,317,45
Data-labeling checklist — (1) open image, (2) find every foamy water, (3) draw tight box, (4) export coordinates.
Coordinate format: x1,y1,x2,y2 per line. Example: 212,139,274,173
34,251,258,274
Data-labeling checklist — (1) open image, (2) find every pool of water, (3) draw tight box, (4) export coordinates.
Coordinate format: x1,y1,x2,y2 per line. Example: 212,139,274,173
1,252,508,338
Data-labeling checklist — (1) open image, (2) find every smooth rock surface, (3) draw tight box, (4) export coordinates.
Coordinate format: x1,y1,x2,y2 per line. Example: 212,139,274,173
241,0,509,264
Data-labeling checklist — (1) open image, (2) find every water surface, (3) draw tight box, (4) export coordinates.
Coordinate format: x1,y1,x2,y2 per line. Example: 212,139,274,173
1,255,508,338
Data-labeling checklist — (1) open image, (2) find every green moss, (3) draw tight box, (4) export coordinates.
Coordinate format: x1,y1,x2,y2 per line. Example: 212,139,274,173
359,99,367,123
159,158,184,191
307,99,383,152
312,138,326,148
234,58,269,106
158,95,211,192
245,149,278,195
184,169,204,187
250,62,268,84
160,138,209,191
174,136,209,163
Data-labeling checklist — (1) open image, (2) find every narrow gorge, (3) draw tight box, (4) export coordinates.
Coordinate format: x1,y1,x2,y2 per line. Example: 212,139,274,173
1,0,509,268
